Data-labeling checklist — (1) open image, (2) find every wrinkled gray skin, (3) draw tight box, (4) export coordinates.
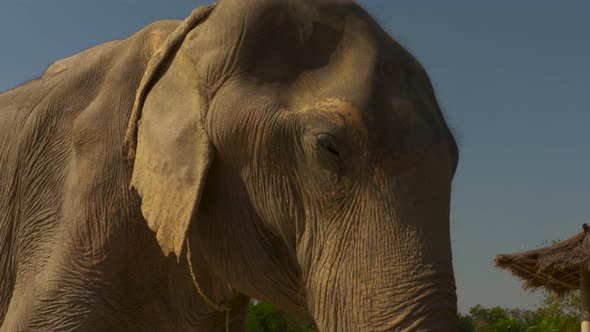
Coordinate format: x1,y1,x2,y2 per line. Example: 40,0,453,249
0,1,459,331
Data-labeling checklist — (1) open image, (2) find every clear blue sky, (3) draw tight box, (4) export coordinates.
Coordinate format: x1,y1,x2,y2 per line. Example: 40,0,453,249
1,1,588,313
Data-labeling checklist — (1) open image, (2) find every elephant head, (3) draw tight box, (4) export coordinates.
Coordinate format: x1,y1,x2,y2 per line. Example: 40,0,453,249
124,0,459,330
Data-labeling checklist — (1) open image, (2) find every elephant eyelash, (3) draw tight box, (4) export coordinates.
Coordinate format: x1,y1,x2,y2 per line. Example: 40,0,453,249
316,133,340,158
324,143,340,157
313,133,344,179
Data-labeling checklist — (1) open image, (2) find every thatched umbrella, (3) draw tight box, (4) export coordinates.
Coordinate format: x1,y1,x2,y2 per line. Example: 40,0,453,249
495,224,590,332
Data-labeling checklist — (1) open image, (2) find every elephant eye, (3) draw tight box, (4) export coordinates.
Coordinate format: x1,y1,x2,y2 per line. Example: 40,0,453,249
316,134,340,158
313,133,343,177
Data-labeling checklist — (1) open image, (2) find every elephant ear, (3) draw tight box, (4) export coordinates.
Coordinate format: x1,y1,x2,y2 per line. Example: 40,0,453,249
123,4,216,258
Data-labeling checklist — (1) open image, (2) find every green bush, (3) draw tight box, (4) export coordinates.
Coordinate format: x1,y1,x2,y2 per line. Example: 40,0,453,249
245,301,317,332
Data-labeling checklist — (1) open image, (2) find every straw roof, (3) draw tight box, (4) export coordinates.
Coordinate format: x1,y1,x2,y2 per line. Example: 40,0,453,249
495,224,590,295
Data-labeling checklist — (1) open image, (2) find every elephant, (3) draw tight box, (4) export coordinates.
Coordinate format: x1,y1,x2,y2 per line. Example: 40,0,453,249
0,0,459,331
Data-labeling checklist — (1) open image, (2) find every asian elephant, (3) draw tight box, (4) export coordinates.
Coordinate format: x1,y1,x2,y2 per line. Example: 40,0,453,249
0,0,459,331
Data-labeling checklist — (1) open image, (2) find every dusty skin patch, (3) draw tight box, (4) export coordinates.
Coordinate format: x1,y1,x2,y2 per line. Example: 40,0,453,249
146,29,172,55
300,97,368,136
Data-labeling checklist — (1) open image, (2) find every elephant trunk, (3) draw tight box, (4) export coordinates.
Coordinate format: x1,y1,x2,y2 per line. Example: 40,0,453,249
304,170,457,330
306,231,457,331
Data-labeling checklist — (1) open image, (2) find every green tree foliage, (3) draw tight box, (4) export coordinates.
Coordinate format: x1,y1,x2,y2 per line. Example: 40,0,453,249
463,304,530,332
459,312,476,331
458,292,579,332
527,293,579,332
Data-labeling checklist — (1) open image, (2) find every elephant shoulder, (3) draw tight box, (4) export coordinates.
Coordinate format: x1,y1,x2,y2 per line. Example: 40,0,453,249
64,20,183,151
43,19,182,79
0,17,184,325
0,17,184,234
58,20,188,221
